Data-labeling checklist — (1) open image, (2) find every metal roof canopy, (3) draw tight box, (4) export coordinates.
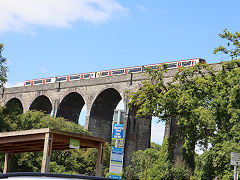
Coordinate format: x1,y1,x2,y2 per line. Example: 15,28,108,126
0,128,106,176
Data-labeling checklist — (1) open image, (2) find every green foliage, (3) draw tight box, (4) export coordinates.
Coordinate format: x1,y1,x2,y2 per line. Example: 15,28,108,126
125,138,167,179
214,29,240,59
49,142,111,176
125,138,190,180
0,43,8,87
0,143,111,176
0,108,90,134
0,105,22,132
128,62,217,170
151,142,161,151
128,30,240,177
18,110,90,135
194,140,240,179
0,109,111,176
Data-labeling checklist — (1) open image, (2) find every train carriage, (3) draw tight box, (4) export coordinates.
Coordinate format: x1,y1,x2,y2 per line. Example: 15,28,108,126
23,58,206,86
24,77,56,86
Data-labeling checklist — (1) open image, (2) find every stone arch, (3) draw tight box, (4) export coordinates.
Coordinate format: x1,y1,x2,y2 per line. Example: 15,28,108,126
29,95,52,114
88,88,122,142
88,86,124,111
56,92,85,123
5,98,23,114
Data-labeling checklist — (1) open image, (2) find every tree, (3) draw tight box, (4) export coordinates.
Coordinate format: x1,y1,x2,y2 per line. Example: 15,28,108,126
214,29,240,59
125,138,190,179
128,29,240,174
0,110,111,176
193,30,240,179
194,140,240,179
128,62,217,170
0,43,8,87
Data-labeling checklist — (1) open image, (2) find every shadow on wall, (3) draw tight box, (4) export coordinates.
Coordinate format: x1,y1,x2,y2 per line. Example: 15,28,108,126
78,100,125,126
78,100,165,145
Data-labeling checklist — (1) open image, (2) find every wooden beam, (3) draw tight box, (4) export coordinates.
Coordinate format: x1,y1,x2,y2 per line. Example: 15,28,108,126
53,134,98,148
96,143,104,177
0,128,50,138
0,134,45,144
0,147,44,153
0,141,67,150
78,139,98,148
0,140,45,147
50,129,106,143
41,133,53,173
3,153,11,174
0,141,44,150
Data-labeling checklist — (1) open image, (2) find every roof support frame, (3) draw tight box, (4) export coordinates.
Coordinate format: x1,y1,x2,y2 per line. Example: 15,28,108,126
0,128,106,177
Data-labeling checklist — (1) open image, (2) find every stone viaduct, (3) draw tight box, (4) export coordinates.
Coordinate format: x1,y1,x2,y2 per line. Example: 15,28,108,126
0,62,221,167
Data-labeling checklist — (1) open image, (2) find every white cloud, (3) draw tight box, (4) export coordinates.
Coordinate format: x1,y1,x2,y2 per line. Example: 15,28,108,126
136,4,147,13
0,0,128,33
4,81,23,88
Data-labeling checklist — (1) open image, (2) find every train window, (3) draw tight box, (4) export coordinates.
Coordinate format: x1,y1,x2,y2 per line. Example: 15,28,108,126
83,74,90,79
166,63,177,68
101,71,109,77
56,77,67,81
182,61,192,67
143,65,157,71
112,69,125,75
70,75,80,80
33,80,43,84
128,67,142,73
45,79,51,83
25,81,31,85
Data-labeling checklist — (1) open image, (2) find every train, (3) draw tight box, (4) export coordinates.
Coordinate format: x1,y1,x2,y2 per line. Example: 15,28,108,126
23,58,206,86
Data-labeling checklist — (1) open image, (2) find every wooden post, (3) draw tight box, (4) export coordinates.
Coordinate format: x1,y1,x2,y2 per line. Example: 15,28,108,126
41,133,53,173
3,153,11,174
96,143,104,177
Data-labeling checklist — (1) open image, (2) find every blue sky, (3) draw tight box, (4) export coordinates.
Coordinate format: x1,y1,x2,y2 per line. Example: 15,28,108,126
0,0,239,144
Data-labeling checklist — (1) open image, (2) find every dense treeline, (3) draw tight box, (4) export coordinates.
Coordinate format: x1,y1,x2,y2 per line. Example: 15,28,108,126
127,29,240,179
126,140,190,179
0,108,111,176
